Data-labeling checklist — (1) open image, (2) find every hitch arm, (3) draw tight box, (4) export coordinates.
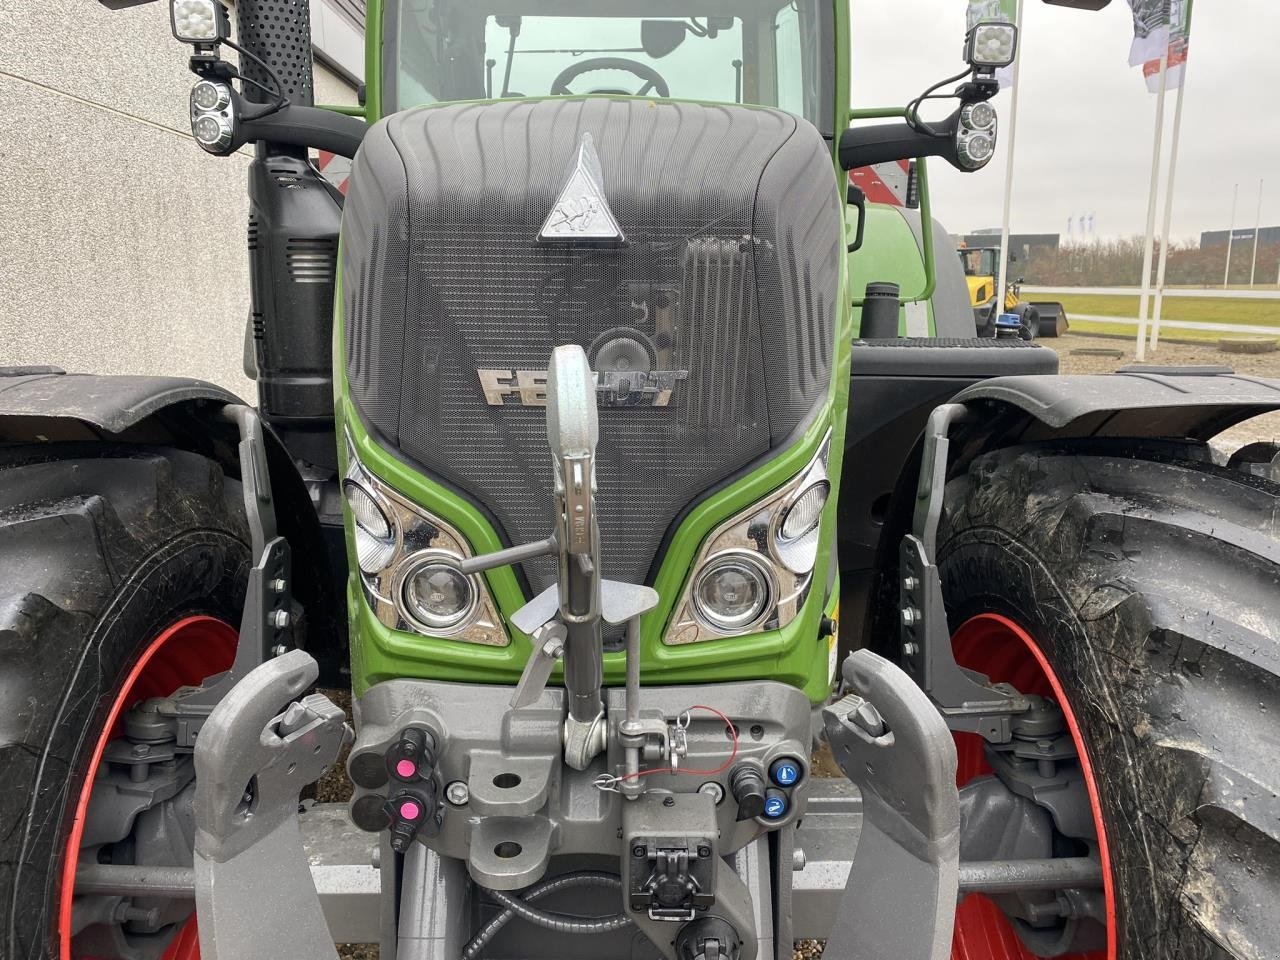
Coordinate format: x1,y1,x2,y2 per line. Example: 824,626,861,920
822,650,960,960
193,650,351,960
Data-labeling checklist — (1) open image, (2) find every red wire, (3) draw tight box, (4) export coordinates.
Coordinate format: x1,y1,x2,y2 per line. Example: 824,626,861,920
614,704,739,782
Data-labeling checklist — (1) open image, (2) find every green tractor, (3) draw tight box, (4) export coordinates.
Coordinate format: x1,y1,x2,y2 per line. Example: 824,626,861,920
4,1,1279,959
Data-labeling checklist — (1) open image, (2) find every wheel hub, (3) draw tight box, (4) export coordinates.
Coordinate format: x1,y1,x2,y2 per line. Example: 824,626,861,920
60,616,237,960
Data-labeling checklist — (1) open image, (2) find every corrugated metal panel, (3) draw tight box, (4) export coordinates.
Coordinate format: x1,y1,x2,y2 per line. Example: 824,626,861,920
328,0,365,30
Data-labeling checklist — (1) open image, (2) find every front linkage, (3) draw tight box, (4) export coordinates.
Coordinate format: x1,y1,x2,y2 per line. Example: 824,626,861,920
159,351,1100,960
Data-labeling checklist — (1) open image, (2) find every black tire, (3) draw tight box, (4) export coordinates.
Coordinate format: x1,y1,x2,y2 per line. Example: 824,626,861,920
938,440,1280,959
0,444,251,960
1016,304,1040,341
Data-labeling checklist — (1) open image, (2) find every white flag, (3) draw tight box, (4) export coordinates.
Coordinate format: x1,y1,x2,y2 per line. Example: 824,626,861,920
1128,0,1192,92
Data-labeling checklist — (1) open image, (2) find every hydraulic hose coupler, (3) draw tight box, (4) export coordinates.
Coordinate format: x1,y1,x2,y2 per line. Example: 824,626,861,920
386,726,438,783
348,724,444,849
385,726,442,849
676,917,742,960
729,764,767,822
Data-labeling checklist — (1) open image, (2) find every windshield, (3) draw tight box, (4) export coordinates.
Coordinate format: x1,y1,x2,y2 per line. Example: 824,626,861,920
387,1,835,136
960,248,999,277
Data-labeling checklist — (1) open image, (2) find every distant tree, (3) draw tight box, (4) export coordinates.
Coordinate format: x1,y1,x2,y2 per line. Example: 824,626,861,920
1023,238,1280,288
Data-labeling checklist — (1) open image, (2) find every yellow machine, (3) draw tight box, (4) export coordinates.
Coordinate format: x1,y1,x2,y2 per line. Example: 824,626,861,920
958,244,1068,338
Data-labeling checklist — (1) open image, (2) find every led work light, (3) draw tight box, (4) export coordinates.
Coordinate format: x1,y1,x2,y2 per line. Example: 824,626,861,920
171,0,229,45
966,21,1018,69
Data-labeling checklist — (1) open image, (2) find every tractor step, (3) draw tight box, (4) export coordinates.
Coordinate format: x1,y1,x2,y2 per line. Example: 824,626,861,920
300,803,384,944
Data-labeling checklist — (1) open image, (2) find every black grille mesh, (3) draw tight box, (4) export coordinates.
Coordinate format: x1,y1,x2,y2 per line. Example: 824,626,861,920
234,0,315,105
344,99,840,593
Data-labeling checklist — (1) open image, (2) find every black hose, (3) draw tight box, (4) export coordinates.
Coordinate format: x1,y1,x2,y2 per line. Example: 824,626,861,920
461,872,631,960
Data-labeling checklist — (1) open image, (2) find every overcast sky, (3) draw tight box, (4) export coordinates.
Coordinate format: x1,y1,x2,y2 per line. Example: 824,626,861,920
849,0,1279,242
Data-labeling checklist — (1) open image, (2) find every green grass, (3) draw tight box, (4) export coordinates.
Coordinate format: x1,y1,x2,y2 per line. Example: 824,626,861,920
1035,292,1280,343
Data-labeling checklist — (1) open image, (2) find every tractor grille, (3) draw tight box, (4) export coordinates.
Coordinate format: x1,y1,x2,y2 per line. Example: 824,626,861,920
343,99,841,593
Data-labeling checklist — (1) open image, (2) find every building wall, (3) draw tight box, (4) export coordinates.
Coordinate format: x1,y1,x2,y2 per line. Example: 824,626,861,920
959,233,1061,263
1200,226,1280,249
0,1,358,401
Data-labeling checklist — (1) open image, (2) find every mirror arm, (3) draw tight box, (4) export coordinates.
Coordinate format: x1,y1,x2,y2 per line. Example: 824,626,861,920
838,110,960,172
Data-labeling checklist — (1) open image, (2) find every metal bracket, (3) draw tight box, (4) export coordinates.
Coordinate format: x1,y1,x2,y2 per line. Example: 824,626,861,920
510,621,566,709
822,649,960,960
193,650,351,960
117,406,295,748
901,403,1029,743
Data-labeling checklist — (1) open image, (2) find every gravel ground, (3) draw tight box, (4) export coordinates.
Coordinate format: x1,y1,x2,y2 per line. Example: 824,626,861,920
329,333,1279,960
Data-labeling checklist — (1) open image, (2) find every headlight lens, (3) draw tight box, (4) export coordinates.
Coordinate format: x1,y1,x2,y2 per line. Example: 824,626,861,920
779,480,829,541
344,434,508,646
961,101,996,131
692,553,772,633
344,480,397,574
774,480,830,575
665,432,831,644
400,555,476,632
191,113,232,151
346,480,391,539
191,79,230,112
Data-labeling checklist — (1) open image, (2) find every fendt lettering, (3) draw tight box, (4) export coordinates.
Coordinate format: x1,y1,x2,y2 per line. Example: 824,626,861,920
479,368,689,408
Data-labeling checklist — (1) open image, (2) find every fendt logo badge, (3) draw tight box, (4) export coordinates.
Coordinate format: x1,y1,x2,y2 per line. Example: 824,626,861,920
539,133,625,242
478,369,688,408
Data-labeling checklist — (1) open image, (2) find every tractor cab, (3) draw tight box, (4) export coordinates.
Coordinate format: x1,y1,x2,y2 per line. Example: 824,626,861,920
385,0,833,136
958,244,1006,309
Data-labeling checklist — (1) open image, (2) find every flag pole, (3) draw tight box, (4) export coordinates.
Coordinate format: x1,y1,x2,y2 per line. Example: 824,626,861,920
995,0,1025,327
1224,183,1239,288
1150,3,1195,354
1250,179,1264,288
1134,43,1170,363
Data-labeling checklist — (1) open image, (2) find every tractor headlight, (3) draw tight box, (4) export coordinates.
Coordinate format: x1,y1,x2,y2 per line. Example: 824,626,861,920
170,0,230,45
189,81,236,154
191,79,231,112
774,479,830,575
343,480,396,574
397,553,477,633
966,22,1018,69
191,113,233,151
955,107,998,172
344,433,508,646
960,101,996,131
692,552,773,633
666,432,831,644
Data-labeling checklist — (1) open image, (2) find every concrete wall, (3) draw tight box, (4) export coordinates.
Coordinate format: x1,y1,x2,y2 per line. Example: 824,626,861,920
0,1,357,401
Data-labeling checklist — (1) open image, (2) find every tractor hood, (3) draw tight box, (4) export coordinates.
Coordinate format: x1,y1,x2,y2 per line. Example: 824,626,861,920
341,97,841,594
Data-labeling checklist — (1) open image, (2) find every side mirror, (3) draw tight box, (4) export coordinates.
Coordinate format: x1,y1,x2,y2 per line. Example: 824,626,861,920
641,20,688,58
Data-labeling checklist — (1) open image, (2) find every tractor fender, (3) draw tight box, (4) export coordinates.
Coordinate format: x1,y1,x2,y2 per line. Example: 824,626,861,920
0,369,346,679
951,367,1280,445
851,363,1280,663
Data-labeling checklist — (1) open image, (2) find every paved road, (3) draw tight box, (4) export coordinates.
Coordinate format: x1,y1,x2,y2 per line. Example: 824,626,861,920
1071,314,1280,336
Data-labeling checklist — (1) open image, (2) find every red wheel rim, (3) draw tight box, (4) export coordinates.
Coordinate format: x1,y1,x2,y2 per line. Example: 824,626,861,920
57,615,238,960
949,614,1117,960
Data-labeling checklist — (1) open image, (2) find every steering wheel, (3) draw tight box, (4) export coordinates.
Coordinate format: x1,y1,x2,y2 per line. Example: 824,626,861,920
550,58,671,98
